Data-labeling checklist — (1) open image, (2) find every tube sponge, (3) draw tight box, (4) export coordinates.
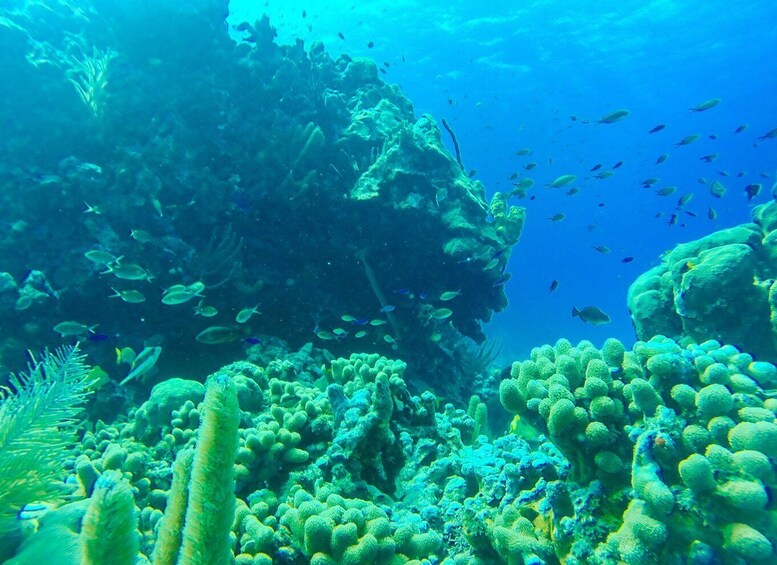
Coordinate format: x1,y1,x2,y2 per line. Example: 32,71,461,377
81,470,139,565
178,374,240,564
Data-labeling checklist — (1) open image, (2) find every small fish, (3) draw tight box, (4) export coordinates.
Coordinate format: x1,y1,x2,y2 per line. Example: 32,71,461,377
366,40,375,48
597,109,629,124
162,289,200,305
130,229,153,243
621,257,634,263
435,188,448,207
383,335,396,344
316,330,336,341
508,172,520,180
756,127,777,143
439,290,462,301
484,257,500,270
593,245,611,254
430,332,442,342
675,133,701,147
708,134,718,140
549,279,559,293
718,170,730,177
648,124,666,134
710,181,727,198
83,201,103,214
512,178,534,190
379,305,396,313
430,307,453,320
667,213,679,226
707,207,717,220
88,333,110,342
745,184,762,201
590,163,602,172
547,175,576,189
524,162,537,170
698,177,708,184
689,98,721,112
656,186,677,197
566,187,580,196
116,347,136,365
700,153,719,163
642,177,659,187
341,314,357,323
685,211,697,217
572,306,611,325
236,304,261,324
548,213,566,222
54,321,96,337
677,193,694,207
120,346,162,385
103,261,153,282
193,301,218,317
393,288,411,295
332,328,348,337
243,337,261,345
467,169,477,178
370,319,388,326
515,148,532,156
492,273,511,287
735,124,748,134
84,249,115,265
196,326,243,345
354,330,368,338
110,288,146,303
594,171,614,180
337,31,345,40
656,154,669,165
612,161,624,169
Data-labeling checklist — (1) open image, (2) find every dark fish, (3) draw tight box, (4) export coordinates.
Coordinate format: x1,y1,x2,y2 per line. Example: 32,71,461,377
656,154,669,165
302,10,306,17
549,279,559,293
708,134,718,140
700,153,719,162
745,184,762,201
612,160,624,169
718,171,730,177
649,124,666,134
735,124,748,134
570,116,578,121
707,207,717,220
524,162,537,170
597,203,605,207
394,288,411,295
468,169,477,178
243,337,261,345
379,68,387,75
593,245,611,254
383,62,390,68
88,333,110,342
338,32,345,40
621,257,634,263
492,273,511,287
509,172,520,180
667,213,679,226
590,163,602,171
572,306,611,325
353,318,370,326
685,211,697,217
367,41,375,48
756,127,777,142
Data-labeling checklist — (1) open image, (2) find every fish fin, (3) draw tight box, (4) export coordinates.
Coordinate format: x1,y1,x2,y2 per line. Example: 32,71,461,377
572,307,580,318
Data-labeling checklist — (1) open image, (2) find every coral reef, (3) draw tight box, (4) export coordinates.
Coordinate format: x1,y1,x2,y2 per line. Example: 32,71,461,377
628,200,777,363
0,1,522,401
499,335,777,563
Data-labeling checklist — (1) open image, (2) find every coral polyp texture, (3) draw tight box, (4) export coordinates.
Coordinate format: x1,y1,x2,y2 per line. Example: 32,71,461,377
628,200,777,363
1,337,772,563
499,335,776,563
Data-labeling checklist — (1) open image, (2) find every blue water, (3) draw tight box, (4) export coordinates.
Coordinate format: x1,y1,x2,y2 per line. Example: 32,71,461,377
235,0,777,360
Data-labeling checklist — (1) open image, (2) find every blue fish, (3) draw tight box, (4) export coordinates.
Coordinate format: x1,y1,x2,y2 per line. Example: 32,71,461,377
352,318,370,326
380,305,396,313
492,273,511,287
88,333,110,342
393,288,411,295
243,337,261,345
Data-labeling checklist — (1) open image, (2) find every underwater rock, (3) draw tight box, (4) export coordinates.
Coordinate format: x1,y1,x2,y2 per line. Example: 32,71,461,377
628,201,777,363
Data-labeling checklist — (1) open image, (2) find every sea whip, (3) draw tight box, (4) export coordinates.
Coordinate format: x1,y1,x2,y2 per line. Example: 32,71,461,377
441,118,463,170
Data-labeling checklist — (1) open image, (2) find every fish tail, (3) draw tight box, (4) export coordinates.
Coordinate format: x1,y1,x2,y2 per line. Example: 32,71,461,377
572,307,580,318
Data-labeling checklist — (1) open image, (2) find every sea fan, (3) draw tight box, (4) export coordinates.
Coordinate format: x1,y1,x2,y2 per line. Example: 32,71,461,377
0,343,94,534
